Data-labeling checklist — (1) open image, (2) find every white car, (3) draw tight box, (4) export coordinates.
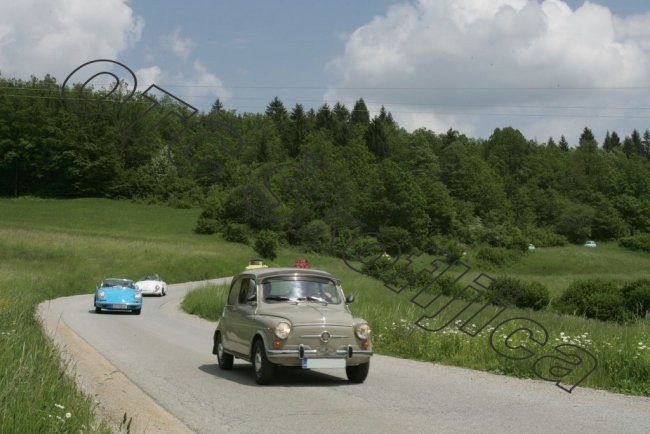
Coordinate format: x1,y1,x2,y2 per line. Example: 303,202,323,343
135,274,167,296
584,240,597,248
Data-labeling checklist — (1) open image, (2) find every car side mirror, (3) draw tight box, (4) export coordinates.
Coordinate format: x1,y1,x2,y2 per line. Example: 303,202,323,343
345,294,355,303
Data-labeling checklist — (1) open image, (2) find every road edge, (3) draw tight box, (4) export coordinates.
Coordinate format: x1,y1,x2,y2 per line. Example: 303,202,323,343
37,298,195,434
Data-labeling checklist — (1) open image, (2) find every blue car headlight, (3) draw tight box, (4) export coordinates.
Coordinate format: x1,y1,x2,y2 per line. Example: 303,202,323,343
97,290,105,299
134,292,142,300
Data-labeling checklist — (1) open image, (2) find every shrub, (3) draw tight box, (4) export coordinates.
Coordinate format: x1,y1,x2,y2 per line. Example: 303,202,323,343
254,229,280,260
619,233,650,253
298,219,331,253
222,223,250,244
475,246,519,266
621,278,650,318
489,276,550,310
194,217,220,235
554,279,629,322
426,235,465,263
523,227,568,247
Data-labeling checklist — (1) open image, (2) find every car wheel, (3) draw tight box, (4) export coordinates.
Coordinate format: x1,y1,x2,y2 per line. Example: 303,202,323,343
346,361,370,383
253,339,274,385
95,306,101,314
133,309,141,315
216,332,234,370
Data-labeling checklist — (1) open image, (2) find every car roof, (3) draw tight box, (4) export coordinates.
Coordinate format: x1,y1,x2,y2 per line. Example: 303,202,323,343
235,267,337,280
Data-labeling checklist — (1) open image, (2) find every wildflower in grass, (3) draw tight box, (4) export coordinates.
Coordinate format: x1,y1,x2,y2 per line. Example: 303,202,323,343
54,404,64,410
66,412,71,419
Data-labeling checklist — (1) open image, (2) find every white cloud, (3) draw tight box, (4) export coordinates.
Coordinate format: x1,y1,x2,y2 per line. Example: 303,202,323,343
135,65,162,89
138,60,231,111
162,27,197,60
326,0,650,143
0,0,143,82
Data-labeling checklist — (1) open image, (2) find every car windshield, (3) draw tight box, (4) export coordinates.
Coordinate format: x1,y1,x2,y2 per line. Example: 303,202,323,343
140,275,160,281
102,279,135,288
262,276,342,304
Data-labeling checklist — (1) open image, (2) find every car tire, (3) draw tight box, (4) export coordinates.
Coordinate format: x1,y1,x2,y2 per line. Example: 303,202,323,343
216,332,234,370
253,339,274,385
95,306,101,314
346,361,370,383
134,309,141,315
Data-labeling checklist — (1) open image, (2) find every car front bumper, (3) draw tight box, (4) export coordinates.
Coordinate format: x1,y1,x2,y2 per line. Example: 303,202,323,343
96,302,142,311
267,344,372,367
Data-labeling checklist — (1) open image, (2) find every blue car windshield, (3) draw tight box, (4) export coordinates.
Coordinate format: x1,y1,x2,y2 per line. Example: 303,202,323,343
102,279,135,288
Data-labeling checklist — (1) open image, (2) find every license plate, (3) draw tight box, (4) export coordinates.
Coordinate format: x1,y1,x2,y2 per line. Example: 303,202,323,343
302,358,346,369
113,304,128,309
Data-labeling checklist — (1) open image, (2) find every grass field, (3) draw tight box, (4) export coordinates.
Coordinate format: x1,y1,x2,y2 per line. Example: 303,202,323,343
1,197,649,432
473,242,650,297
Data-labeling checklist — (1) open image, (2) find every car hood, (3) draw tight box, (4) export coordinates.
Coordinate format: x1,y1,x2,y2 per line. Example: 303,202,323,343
100,287,139,299
136,280,163,288
259,302,354,326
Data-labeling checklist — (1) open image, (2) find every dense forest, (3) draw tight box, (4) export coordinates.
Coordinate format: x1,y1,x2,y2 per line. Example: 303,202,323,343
2,74,650,260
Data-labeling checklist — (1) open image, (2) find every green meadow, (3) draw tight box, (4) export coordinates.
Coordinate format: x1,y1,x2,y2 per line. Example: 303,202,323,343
1,198,648,432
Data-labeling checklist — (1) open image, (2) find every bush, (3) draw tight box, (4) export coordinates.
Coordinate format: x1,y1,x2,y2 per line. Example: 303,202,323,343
426,235,465,263
475,246,520,266
621,278,650,318
619,233,650,253
477,224,528,251
254,229,280,260
489,276,550,310
523,227,568,247
194,217,220,235
554,279,629,322
298,219,331,253
223,223,250,244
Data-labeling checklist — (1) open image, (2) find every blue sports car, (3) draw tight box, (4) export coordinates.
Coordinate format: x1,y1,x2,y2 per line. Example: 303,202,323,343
94,278,143,314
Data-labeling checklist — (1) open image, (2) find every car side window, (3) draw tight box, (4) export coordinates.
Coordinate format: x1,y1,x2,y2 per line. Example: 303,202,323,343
238,278,257,304
227,279,241,306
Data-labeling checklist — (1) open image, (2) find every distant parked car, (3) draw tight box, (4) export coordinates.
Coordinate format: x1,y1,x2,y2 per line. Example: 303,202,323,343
213,267,373,385
245,258,268,270
292,258,310,268
584,240,597,248
94,278,142,314
135,274,167,296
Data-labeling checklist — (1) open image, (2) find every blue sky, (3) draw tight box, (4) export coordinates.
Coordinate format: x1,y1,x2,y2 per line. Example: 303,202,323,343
2,0,650,145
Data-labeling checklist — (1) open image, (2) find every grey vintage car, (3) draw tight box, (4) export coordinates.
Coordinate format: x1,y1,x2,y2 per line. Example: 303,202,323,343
213,267,373,384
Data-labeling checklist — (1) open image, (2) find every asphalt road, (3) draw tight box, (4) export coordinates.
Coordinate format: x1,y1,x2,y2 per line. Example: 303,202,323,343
38,279,650,434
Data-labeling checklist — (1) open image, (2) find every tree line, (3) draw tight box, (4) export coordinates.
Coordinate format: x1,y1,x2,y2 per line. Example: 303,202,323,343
1,75,650,258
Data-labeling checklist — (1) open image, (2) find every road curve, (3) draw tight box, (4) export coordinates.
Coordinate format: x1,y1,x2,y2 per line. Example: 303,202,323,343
38,279,650,434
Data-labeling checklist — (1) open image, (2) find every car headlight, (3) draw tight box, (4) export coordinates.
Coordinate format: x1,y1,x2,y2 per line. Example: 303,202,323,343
97,290,105,298
355,323,371,340
134,292,142,300
155,285,160,291
274,322,291,339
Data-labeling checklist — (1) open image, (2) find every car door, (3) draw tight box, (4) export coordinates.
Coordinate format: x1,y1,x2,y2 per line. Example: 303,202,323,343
221,278,242,352
228,277,258,355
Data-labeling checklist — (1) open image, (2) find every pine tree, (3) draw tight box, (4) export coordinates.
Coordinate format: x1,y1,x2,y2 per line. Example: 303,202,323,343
351,98,370,125
210,98,223,114
547,137,557,148
559,135,569,151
